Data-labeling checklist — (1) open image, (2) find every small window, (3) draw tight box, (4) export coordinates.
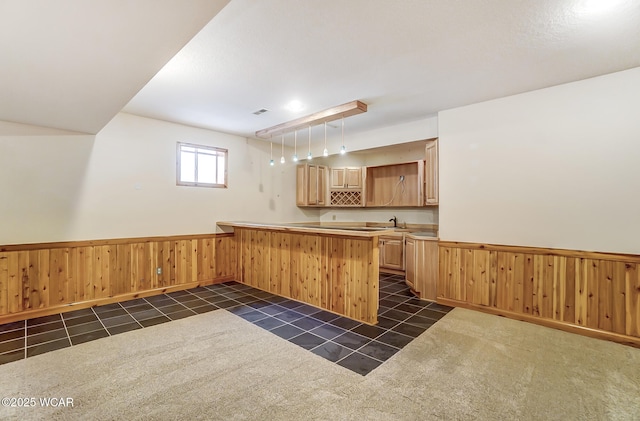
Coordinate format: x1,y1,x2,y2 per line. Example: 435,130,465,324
177,142,227,188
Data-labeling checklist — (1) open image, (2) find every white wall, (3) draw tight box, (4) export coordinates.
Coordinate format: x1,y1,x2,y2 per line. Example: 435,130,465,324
0,113,311,244
439,67,640,254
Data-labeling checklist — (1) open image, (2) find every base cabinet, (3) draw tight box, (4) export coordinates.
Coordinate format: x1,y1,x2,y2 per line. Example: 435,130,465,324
405,236,438,300
379,235,404,273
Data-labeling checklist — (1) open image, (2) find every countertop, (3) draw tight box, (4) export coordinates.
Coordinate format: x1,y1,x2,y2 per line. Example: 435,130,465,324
217,221,438,240
216,221,396,238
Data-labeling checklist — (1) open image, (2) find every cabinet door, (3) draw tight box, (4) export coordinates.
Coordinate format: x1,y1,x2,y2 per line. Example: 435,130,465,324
308,165,318,205
345,167,362,189
381,238,404,270
405,238,416,290
296,164,307,206
330,168,346,189
425,139,438,205
317,166,327,206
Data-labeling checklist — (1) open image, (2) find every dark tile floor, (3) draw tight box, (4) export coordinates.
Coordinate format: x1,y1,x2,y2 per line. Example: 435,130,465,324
0,274,452,375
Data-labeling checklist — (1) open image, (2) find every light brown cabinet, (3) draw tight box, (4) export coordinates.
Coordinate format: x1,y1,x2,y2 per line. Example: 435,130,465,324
296,164,327,207
365,160,424,207
379,235,404,273
404,235,438,300
329,166,364,207
424,139,438,205
330,167,363,189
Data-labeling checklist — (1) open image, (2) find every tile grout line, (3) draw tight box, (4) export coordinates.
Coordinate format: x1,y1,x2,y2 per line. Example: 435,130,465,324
119,303,146,329
92,306,112,336
60,313,72,349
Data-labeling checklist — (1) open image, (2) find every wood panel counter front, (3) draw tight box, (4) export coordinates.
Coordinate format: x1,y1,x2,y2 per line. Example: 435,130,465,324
218,222,389,324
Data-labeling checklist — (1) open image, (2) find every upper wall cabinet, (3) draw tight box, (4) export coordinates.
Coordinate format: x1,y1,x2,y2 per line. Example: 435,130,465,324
424,139,438,205
330,167,363,189
296,164,327,207
365,160,424,207
329,167,364,207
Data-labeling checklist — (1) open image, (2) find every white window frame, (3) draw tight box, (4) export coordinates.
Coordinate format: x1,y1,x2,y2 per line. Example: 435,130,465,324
176,142,228,188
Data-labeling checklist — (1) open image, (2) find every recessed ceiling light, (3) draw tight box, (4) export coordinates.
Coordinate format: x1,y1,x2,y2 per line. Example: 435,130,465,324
285,100,304,112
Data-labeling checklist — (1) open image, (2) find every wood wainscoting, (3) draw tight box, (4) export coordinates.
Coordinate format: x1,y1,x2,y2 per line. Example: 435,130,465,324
0,233,237,324
438,241,640,347
235,227,379,324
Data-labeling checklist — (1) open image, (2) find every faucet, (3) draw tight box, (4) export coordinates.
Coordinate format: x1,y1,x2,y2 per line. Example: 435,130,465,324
389,216,397,228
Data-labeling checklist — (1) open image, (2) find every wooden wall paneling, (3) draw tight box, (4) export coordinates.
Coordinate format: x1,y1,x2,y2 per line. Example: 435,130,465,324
18,251,29,311
49,248,68,306
238,230,247,285
269,233,290,296
101,245,115,298
346,239,361,320
216,234,237,279
147,242,157,290
157,241,170,287
289,234,302,300
438,241,640,347
496,252,525,314
6,253,19,313
34,250,50,310
197,238,214,282
74,247,93,302
522,254,534,315
251,231,270,291
249,230,259,288
498,252,513,312
563,257,576,324
611,262,626,335
190,240,198,285
0,233,234,322
575,258,588,326
116,244,131,295
0,253,7,315
626,263,640,337
319,236,330,310
329,237,345,316
586,258,600,329
300,235,321,306
489,251,497,307
598,259,613,332
175,240,188,286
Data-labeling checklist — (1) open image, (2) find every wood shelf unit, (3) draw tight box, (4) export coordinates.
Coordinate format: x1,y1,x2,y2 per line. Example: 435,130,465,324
365,160,424,207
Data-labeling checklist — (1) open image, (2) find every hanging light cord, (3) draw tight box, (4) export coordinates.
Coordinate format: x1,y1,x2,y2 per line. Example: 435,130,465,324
381,178,406,206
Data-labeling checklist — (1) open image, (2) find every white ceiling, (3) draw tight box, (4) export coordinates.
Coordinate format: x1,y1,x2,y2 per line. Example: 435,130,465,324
0,0,230,134
2,0,640,139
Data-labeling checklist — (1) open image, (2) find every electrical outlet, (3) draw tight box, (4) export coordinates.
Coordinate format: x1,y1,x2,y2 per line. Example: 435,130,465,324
156,267,162,275
400,175,405,181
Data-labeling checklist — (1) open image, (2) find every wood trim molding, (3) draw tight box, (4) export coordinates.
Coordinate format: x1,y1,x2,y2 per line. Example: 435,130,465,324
0,232,234,252
437,298,640,348
438,240,640,264
255,100,367,139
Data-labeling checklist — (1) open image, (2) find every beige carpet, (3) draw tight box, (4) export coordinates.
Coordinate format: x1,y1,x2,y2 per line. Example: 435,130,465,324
1,308,639,420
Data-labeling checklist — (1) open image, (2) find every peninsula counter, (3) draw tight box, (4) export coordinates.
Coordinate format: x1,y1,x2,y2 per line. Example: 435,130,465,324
217,222,393,324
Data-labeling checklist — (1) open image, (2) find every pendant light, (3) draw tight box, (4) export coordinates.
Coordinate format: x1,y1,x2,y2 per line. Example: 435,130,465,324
307,125,312,160
340,116,346,154
292,130,298,162
323,122,329,157
269,141,275,166
280,134,285,164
